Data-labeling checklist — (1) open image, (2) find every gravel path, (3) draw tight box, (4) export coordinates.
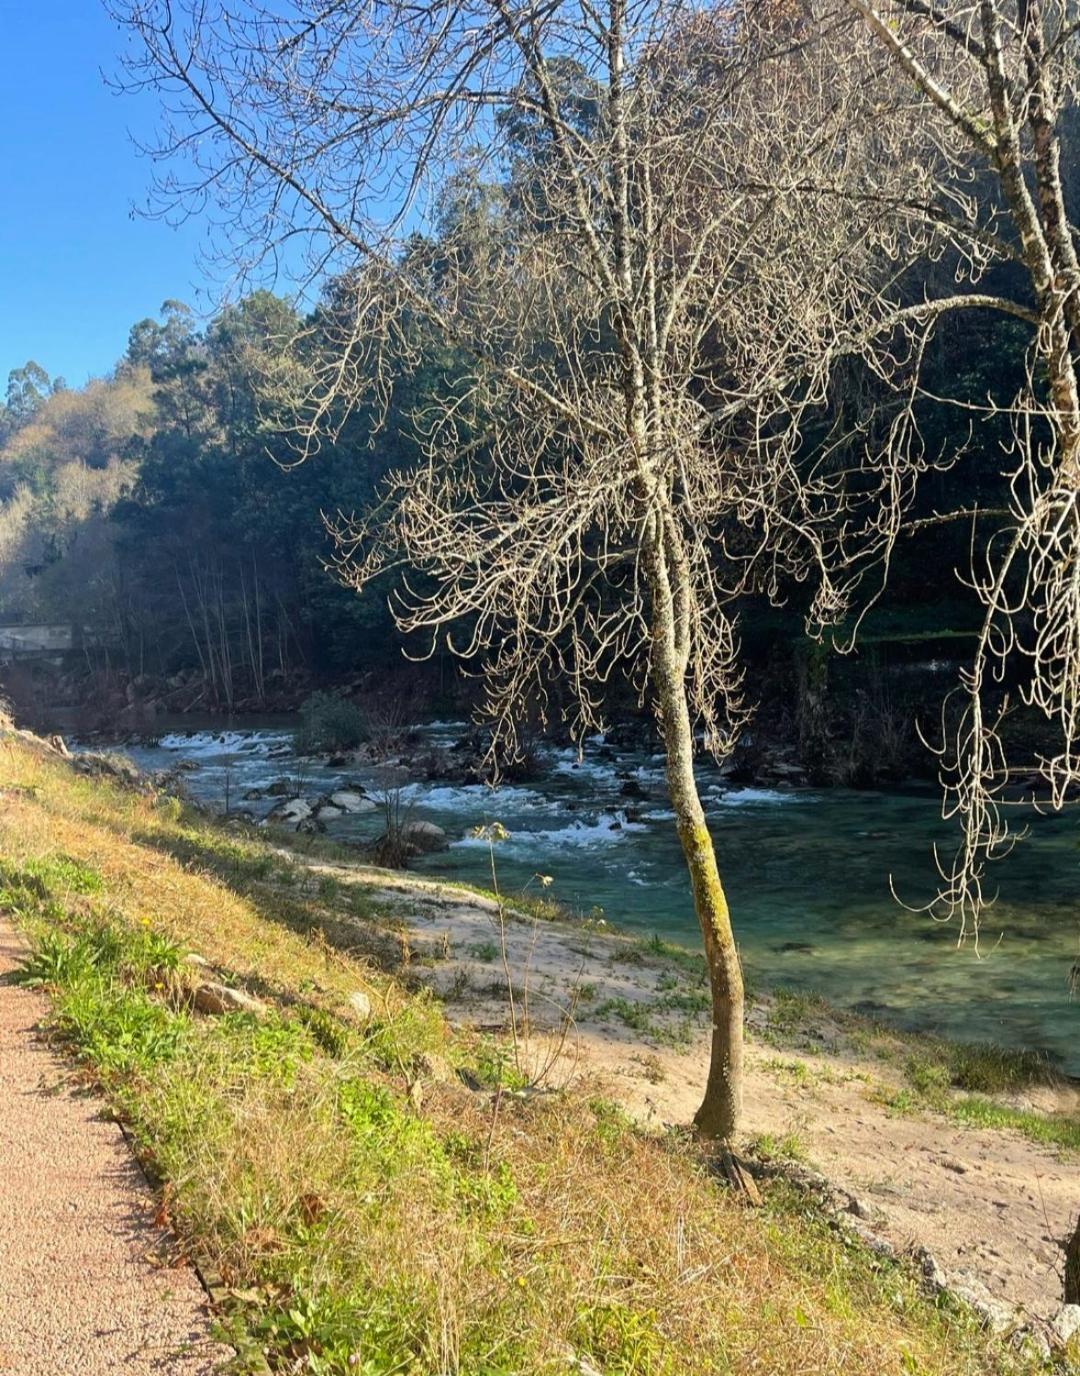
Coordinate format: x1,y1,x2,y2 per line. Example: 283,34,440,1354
0,919,228,1375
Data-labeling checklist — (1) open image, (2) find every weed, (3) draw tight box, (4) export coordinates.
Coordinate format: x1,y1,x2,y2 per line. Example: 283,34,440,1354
762,1058,811,1086
468,941,498,962
316,874,341,903
749,1131,808,1164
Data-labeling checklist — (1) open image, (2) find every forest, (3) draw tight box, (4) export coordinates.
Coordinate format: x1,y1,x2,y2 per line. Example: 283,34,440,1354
0,256,1035,783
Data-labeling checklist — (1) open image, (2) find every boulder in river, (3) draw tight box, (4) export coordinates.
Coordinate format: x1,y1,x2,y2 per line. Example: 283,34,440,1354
374,819,449,858
329,790,377,814
402,819,449,851
267,797,314,825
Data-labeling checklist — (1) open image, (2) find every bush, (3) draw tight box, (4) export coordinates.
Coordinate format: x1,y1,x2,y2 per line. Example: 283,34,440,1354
294,692,366,754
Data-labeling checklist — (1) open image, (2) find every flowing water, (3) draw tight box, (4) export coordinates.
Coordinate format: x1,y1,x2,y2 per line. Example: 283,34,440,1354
117,719,1080,1072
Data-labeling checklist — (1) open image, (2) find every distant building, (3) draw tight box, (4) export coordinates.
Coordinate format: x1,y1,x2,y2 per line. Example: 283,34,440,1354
0,622,77,664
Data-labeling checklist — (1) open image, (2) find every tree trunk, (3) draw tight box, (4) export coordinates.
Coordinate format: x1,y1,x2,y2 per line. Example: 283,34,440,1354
647,530,745,1140
1066,1212,1080,1305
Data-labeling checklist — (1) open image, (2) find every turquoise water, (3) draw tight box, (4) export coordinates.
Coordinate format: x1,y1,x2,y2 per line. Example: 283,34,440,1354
121,721,1080,1072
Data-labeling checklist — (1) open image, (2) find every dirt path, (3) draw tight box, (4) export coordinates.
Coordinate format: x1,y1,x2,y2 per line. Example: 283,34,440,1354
302,855,1079,1328
0,919,227,1375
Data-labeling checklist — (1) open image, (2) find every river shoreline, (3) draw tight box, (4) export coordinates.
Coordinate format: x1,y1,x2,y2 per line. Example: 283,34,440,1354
12,720,1080,1337
257,836,1080,1333
75,716,1080,1077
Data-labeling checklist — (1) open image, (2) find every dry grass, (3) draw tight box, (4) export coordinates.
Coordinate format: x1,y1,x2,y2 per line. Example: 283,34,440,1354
0,734,1050,1375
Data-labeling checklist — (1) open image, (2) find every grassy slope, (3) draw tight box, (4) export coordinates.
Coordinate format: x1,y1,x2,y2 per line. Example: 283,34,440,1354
0,733,1057,1376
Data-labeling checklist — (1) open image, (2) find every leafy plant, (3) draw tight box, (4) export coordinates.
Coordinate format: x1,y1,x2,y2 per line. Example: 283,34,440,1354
295,692,366,754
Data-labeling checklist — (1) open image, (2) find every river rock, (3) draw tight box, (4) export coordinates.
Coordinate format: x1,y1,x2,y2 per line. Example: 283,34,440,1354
316,803,345,820
374,819,449,856
1052,1305,1080,1346
193,982,268,1017
329,790,376,813
266,778,294,797
73,751,145,788
401,820,449,852
267,797,314,825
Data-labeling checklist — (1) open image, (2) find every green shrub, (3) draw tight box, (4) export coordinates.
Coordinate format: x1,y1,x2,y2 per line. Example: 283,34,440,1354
295,692,366,754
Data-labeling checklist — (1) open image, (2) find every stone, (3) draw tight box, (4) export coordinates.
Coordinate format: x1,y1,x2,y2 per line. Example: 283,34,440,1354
400,820,449,853
193,982,268,1017
1012,1325,1052,1361
845,1195,885,1224
347,990,373,1022
267,797,313,825
913,1245,948,1295
315,804,344,820
840,1215,894,1257
329,790,376,814
183,953,211,969
951,1282,1018,1335
265,778,294,797
1051,1305,1080,1346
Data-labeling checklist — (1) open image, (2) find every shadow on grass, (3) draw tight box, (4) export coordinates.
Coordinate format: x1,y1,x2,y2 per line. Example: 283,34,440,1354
127,821,409,979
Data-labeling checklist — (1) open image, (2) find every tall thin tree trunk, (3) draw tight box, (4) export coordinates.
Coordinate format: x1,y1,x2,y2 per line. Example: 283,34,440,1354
252,550,265,704
647,524,744,1140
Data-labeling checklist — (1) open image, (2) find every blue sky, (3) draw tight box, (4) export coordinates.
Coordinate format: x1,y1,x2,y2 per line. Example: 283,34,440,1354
0,5,210,388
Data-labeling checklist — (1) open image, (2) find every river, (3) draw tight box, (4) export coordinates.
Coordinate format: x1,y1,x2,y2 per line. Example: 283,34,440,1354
116,718,1080,1072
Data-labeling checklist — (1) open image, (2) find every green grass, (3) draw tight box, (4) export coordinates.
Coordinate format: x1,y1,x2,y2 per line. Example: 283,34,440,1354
0,735,1059,1376
468,940,500,962
873,1082,1080,1154
748,1131,809,1164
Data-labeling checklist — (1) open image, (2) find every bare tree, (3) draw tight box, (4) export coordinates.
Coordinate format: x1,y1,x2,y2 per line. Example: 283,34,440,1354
830,0,1080,946
111,0,952,1137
